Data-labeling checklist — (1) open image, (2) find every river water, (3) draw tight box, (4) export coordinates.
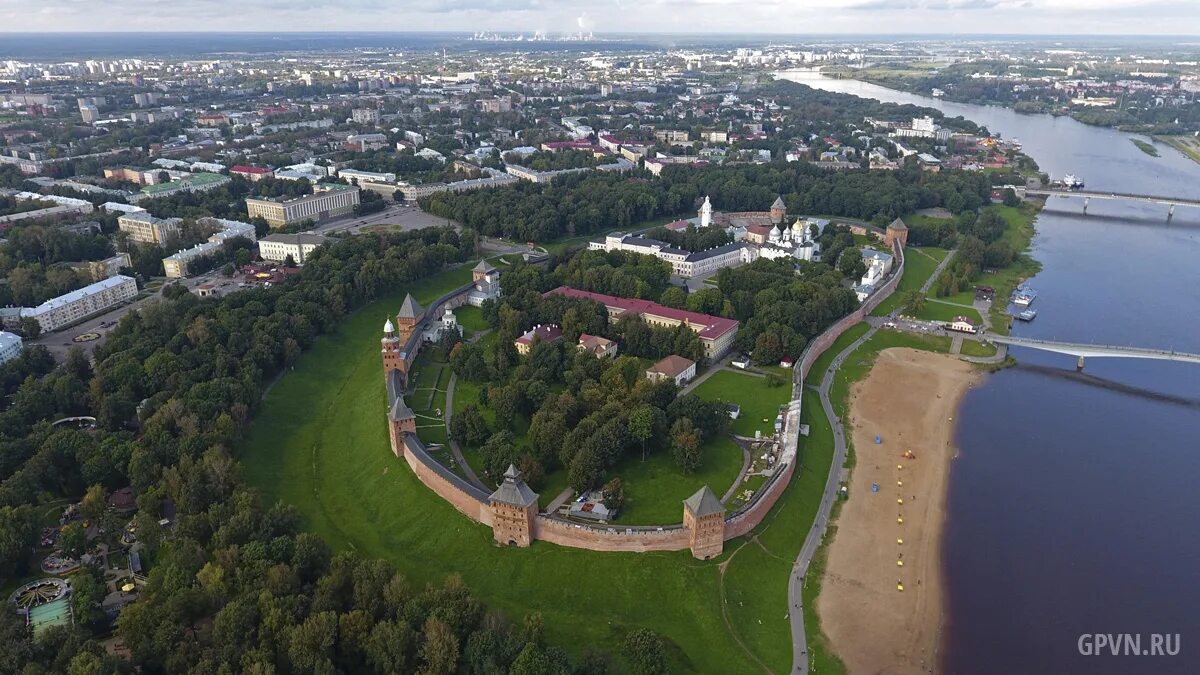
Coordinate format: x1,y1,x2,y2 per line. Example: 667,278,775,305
778,70,1200,674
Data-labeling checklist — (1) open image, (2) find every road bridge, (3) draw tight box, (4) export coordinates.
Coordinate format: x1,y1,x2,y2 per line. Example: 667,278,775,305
989,335,1200,370
1017,187,1200,220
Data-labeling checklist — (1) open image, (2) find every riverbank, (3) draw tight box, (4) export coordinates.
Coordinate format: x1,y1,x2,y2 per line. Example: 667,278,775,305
817,348,980,675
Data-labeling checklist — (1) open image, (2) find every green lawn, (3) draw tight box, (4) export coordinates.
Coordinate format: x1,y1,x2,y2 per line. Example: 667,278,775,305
960,339,999,358
869,246,948,317
721,387,845,674
690,370,791,439
805,323,872,387
455,305,490,337
614,435,744,525
911,299,983,325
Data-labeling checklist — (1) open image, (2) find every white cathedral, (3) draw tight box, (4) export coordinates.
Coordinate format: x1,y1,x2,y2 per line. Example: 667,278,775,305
760,218,821,262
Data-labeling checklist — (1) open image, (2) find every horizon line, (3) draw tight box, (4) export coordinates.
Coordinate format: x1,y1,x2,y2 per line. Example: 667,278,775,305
0,30,1198,38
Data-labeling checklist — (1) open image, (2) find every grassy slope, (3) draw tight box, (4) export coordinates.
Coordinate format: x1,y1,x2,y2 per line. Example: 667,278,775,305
869,246,948,318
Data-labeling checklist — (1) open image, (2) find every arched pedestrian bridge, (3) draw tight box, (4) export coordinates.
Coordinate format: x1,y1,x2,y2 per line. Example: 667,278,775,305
989,335,1200,370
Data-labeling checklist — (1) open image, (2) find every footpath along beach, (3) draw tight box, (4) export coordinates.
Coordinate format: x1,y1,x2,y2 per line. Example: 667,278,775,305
817,348,981,675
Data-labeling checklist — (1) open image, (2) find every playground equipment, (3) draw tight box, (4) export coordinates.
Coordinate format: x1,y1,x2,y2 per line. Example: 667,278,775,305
9,579,69,613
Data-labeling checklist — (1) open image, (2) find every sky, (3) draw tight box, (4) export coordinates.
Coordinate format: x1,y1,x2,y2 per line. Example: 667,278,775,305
1,0,1198,36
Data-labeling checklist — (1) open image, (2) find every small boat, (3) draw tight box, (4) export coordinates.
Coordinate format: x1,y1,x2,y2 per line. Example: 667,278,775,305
1012,285,1038,306
1014,309,1038,321
1062,174,1085,190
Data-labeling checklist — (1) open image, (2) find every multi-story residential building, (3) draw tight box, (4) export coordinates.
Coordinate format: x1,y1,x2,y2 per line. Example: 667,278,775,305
654,129,691,145
351,108,381,125
344,133,388,152
0,331,23,365
545,287,739,360
20,275,138,333
245,184,360,229
162,218,257,278
337,168,396,184
257,233,328,265
118,212,182,244
477,98,512,113
68,253,132,282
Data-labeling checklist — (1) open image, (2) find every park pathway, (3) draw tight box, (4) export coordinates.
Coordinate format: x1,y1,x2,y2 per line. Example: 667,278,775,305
442,329,493,491
919,247,957,296
789,325,878,675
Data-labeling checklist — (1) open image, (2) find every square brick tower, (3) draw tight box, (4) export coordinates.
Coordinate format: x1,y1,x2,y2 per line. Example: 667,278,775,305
472,259,497,283
489,465,539,547
683,485,726,560
387,398,417,457
396,293,423,342
885,217,909,248
769,195,787,225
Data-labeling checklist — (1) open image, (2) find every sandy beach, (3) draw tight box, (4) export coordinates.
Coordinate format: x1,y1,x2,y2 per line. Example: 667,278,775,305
817,348,981,675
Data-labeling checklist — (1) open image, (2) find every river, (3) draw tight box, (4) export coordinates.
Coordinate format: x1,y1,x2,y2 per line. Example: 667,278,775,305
777,69,1200,674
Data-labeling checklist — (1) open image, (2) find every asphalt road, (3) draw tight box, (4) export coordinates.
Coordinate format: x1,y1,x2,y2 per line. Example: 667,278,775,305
788,325,878,674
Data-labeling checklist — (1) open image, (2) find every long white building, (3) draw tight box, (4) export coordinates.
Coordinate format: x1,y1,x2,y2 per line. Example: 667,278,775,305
258,233,328,265
20,275,138,333
162,218,258,278
589,233,757,279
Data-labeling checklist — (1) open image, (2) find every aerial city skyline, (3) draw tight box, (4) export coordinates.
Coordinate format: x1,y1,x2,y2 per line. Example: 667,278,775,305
0,7,1196,675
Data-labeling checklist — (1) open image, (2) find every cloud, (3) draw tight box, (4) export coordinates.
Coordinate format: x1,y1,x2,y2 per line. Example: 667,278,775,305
0,0,1196,33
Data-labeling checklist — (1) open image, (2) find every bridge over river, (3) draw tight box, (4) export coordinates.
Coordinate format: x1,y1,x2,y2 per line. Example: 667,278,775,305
1017,187,1200,220
989,335,1200,370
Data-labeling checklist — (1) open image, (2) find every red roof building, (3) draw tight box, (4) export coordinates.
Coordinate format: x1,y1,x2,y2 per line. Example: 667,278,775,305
515,324,563,354
231,165,274,182
545,287,738,360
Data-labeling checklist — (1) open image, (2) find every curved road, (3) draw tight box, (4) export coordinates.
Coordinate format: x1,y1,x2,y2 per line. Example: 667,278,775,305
789,325,879,674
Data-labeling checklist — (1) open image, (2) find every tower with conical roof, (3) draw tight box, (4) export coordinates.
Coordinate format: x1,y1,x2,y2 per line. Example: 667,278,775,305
489,464,539,547
395,293,423,342
472,259,497,284
885,217,909,248
769,195,786,225
381,317,404,379
683,485,726,560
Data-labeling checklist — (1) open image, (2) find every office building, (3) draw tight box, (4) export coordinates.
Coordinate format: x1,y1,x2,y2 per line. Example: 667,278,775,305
258,233,329,265
245,184,360,229
118,212,182,244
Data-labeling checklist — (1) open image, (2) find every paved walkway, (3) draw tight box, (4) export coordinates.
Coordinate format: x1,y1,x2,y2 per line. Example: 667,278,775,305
789,325,878,675
442,374,487,490
919,247,957,296
722,439,755,503
542,487,575,515
442,329,493,491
